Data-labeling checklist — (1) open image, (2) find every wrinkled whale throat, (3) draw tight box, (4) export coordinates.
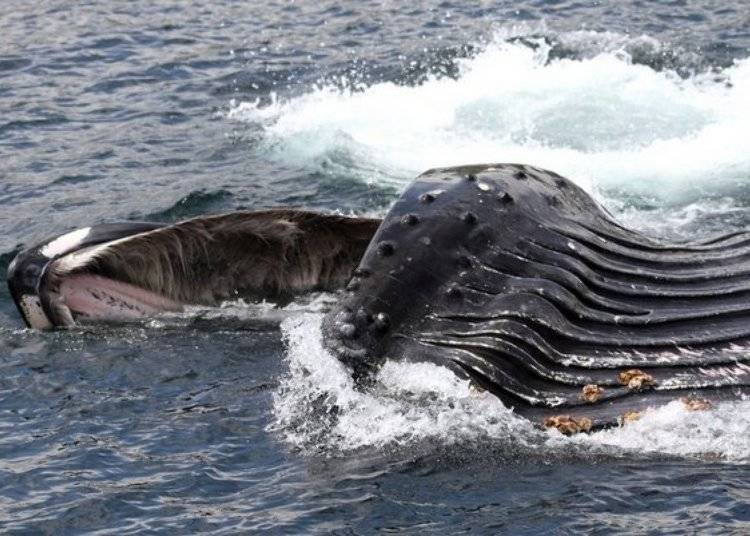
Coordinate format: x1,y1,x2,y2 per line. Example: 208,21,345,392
322,164,750,429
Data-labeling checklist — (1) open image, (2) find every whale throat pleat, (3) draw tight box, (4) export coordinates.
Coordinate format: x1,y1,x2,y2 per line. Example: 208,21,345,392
323,164,750,428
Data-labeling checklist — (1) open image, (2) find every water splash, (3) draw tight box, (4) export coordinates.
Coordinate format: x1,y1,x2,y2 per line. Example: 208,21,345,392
569,399,750,461
271,314,539,454
272,314,750,462
228,30,750,235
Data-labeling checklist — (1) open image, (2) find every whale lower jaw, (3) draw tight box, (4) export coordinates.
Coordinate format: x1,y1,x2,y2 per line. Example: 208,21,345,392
55,274,184,325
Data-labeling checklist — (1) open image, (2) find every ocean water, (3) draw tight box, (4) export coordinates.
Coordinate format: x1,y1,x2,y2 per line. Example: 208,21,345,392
2,1,750,533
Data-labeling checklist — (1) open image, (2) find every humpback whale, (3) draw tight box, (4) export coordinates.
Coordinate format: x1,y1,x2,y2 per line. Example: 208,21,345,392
8,164,750,430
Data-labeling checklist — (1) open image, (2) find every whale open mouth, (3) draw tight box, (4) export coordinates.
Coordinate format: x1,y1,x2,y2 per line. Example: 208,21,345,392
7,210,379,329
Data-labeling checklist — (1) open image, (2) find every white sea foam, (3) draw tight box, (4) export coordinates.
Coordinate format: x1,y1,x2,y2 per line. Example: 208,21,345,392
271,314,539,453
228,30,750,229
567,399,750,461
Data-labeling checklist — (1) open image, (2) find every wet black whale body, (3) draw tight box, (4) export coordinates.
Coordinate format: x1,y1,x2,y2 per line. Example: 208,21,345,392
323,164,750,428
8,164,750,429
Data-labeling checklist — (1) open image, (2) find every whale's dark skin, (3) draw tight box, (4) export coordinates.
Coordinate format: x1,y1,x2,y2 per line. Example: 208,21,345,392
322,164,750,428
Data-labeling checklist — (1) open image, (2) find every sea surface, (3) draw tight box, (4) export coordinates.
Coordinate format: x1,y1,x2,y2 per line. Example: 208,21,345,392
2,1,750,533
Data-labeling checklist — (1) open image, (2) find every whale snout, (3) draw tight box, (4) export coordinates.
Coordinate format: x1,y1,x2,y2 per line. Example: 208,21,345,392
7,221,165,329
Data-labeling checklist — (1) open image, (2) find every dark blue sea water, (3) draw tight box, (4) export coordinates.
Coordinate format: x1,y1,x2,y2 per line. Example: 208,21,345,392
2,1,750,533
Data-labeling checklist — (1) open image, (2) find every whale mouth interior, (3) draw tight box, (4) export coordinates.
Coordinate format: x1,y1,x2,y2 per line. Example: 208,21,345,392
58,273,184,324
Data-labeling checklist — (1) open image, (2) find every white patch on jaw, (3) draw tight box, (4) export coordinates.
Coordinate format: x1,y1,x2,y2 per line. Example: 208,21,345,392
19,295,52,329
52,227,157,274
40,227,91,258
54,243,110,273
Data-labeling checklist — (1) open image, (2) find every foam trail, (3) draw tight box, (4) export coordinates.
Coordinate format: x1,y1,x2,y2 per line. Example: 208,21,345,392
229,30,750,230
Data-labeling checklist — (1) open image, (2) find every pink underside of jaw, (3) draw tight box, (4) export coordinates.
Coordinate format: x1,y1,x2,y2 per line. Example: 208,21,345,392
59,274,183,322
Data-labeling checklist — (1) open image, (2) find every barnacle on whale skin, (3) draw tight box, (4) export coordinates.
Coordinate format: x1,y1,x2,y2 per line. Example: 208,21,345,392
619,411,643,425
680,396,713,411
618,369,656,391
543,415,593,435
581,384,604,403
